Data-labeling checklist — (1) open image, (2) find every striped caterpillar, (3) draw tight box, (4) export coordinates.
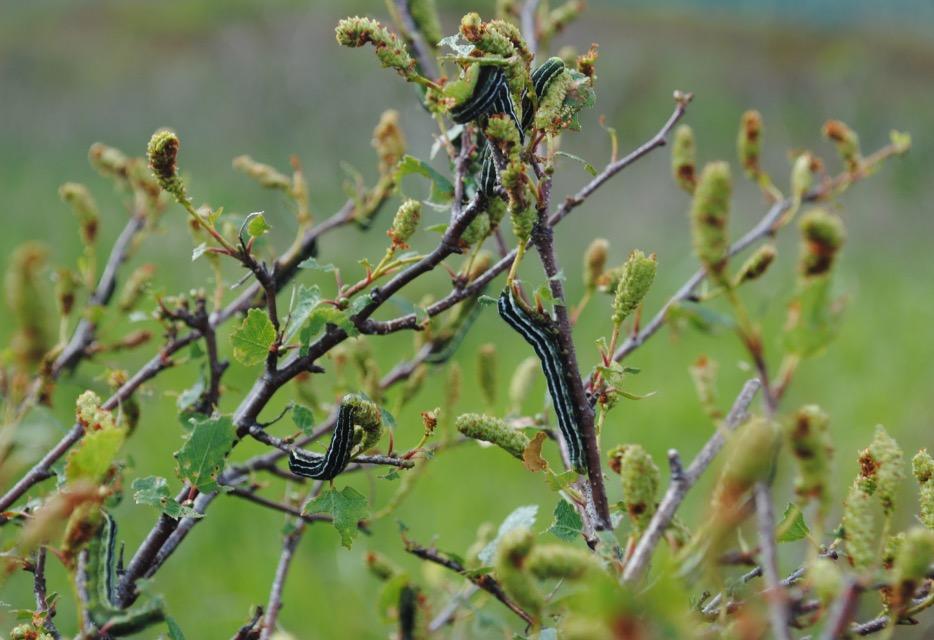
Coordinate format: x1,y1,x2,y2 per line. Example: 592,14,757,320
449,64,523,140
288,394,381,480
82,512,166,636
497,288,585,471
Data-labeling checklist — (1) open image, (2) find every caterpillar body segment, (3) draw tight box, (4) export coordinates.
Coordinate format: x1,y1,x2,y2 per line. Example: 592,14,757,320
497,289,585,471
288,398,357,480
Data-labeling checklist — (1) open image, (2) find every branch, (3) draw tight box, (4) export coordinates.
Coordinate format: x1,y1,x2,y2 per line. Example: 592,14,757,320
754,482,792,640
391,0,439,81
231,607,263,640
260,520,307,640
404,540,534,627
622,378,761,582
31,546,61,639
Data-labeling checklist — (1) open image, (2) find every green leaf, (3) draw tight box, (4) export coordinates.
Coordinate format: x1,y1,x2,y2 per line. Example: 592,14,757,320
347,293,373,316
783,276,843,358
176,373,205,412
305,486,369,549
478,504,538,564
545,470,579,492
284,284,321,344
555,151,597,176
562,69,597,132
230,308,275,366
166,616,187,640
299,306,358,353
173,415,237,493
244,211,271,238
297,257,337,272
776,503,810,543
291,404,315,435
65,427,126,483
547,499,583,541
394,155,455,204
666,300,735,335
131,476,203,519
424,222,449,234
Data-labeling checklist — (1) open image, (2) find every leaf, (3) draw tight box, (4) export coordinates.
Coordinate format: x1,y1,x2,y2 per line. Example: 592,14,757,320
424,222,449,234
478,505,538,565
477,295,498,308
173,415,237,494
297,257,337,272
784,276,843,358
555,151,597,176
561,69,597,132
522,432,549,473
291,404,315,435
347,293,373,316
131,476,203,520
305,486,369,549
176,373,205,412
284,284,321,344
666,300,735,335
776,503,810,543
394,155,455,204
299,305,358,352
191,243,208,262
430,124,464,159
166,616,187,640
545,470,579,492
547,499,583,542
65,428,126,483
230,308,276,366
243,211,271,239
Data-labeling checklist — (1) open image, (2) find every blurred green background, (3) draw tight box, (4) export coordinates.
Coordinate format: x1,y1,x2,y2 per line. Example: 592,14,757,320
1,1,932,637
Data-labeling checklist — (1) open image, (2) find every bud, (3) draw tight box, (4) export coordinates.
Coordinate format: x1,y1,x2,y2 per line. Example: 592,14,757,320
526,544,600,580
611,250,657,326
5,243,50,368
798,208,845,278
842,481,875,572
617,444,660,532
388,199,421,248
508,357,539,414
460,212,491,246
791,151,817,201
671,124,696,193
477,343,497,409
89,142,130,180
787,405,833,505
912,449,934,530
75,390,118,432
147,129,183,196
335,17,415,78
583,238,609,290
232,155,291,191
689,355,719,419
456,413,530,460
733,244,776,287
408,0,443,48
576,43,598,82
807,557,842,605
117,264,156,312
372,110,406,175
59,182,100,246
862,425,904,515
510,203,536,244
737,110,762,178
889,130,912,156
494,527,542,618
822,119,861,171
55,267,79,317
690,162,732,283
365,551,400,581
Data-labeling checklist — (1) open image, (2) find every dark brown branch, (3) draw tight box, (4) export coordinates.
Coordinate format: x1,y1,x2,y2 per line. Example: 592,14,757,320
231,607,263,640
260,524,304,640
405,540,534,627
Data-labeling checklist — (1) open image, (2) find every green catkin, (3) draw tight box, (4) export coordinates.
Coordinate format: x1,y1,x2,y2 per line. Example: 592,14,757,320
388,199,421,248
232,155,291,191
494,528,543,619
117,264,156,312
583,238,609,290
88,142,130,180
508,357,540,414
822,119,861,171
525,544,601,580
672,124,696,194
146,129,183,197
372,110,406,175
862,425,904,515
611,250,657,326
712,417,776,512
842,480,876,573
617,444,660,532
6,243,51,369
799,208,846,278
893,527,934,591
55,268,79,317
733,244,776,286
460,212,491,245
787,405,833,506
912,449,934,529
689,355,720,419
737,110,762,179
690,162,732,284
791,151,816,201
534,70,572,134
335,17,415,79
456,413,529,460
59,182,100,245
477,343,498,408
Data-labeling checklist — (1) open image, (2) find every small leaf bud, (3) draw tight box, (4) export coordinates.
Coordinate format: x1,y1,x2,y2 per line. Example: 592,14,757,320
822,119,861,171
733,244,776,287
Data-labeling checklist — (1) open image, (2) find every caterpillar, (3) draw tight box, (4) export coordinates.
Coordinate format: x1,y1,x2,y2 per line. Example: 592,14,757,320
476,57,568,195
289,394,380,480
449,65,522,137
497,288,585,471
83,512,166,636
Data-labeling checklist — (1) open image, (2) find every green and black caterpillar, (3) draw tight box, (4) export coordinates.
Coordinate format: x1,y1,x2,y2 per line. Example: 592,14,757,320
80,512,167,636
497,288,585,471
288,393,383,480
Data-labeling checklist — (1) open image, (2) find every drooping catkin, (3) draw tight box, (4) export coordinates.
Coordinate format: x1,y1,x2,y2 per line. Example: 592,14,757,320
912,449,934,530
858,425,904,515
799,208,845,278
335,17,415,78
737,110,762,179
611,250,656,326
733,244,776,287
690,162,732,284
388,199,421,248
671,124,696,193
786,405,833,506
822,119,861,172
841,480,875,573
456,413,529,460
477,343,498,409
583,238,609,290
617,444,660,532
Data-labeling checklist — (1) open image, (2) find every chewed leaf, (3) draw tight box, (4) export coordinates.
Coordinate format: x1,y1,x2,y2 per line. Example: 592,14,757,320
776,503,811,543
65,427,126,484
284,284,321,344
174,415,237,494
522,432,549,473
231,308,275,366
548,499,583,541
132,476,203,519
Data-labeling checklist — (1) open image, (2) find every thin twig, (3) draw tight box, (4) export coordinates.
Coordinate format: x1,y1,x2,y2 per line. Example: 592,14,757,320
819,578,861,640
32,546,61,639
622,378,761,582
754,481,792,640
